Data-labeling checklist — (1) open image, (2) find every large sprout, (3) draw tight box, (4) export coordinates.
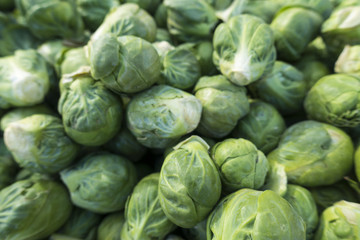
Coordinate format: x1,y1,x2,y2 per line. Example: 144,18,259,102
87,34,161,94
213,14,276,86
158,136,221,228
60,152,137,213
4,114,79,174
207,189,306,239
304,74,360,128
126,85,202,149
0,177,73,240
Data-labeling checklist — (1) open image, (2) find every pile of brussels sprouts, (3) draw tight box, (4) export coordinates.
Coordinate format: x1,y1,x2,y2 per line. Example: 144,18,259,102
1,0,360,239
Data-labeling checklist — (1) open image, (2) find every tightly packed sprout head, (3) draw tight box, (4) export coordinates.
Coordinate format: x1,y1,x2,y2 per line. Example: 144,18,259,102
210,138,269,193
250,61,306,115
207,189,306,240
232,100,286,154
283,184,319,240
91,3,157,42
314,201,360,240
194,75,249,138
0,49,50,109
126,85,202,149
267,120,354,187
164,0,218,42
60,152,137,213
304,74,360,128
121,173,175,240
4,114,79,174
88,33,161,94
213,14,276,86
0,177,72,240
15,0,84,41
158,136,221,228
58,71,123,146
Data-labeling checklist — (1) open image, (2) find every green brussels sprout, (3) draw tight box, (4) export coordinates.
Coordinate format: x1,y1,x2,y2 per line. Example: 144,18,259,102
0,177,72,240
58,47,89,76
0,104,54,131
159,136,221,228
15,0,84,41
211,138,268,192
207,189,306,239
156,28,173,43
0,13,40,57
159,46,201,90
60,152,137,213
232,100,286,154
283,184,319,240
97,212,125,240
164,0,218,42
310,181,359,212
37,40,70,69
121,173,176,239
194,75,249,138
91,4,157,42
76,0,119,32
124,0,162,14
182,220,206,240
105,127,147,162
335,45,360,78
4,114,79,174
270,6,323,61
0,138,17,190
155,3,167,28
295,56,330,90
58,207,102,239
126,85,202,149
321,6,360,59
58,70,123,146
267,120,354,187
304,74,360,128
213,15,276,86
88,34,161,94
250,61,306,115
0,49,50,109
314,201,360,240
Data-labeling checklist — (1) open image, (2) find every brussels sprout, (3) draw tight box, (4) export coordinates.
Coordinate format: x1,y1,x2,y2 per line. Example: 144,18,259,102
182,220,207,240
213,15,276,86
304,74,360,128
105,127,147,162
88,34,161,94
270,6,323,61
121,173,176,239
58,70,123,146
58,47,89,76
0,178,72,240
207,189,306,239
76,0,119,32
335,45,360,78
310,181,359,212
4,114,79,174
58,207,102,239
267,120,354,187
98,212,125,240
0,49,50,109
164,0,218,42
194,75,249,138
60,152,137,213
295,56,330,90
211,138,268,192
232,100,286,154
15,0,84,41
91,4,157,42
0,104,54,131
126,85,202,149
283,184,319,240
0,138,17,190
158,136,221,228
155,3,167,28
321,6,360,59
250,61,306,115
314,201,360,240
124,0,162,14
